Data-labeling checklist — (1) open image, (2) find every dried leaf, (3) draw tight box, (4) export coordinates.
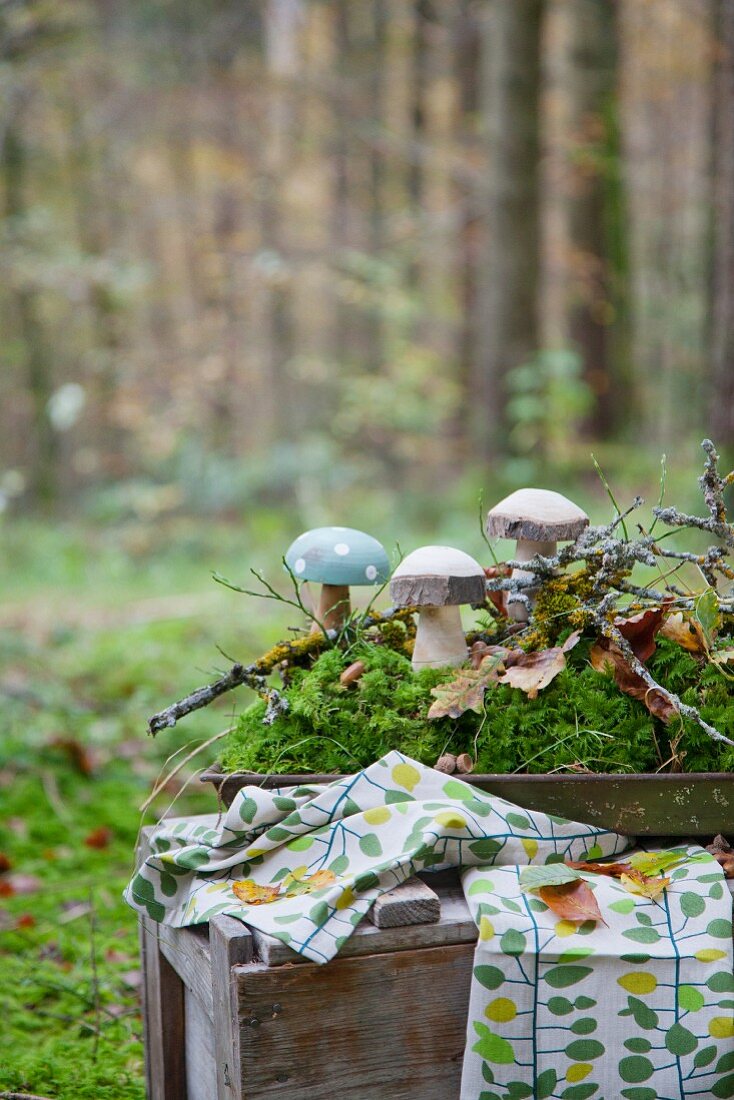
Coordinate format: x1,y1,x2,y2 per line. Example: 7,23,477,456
303,869,336,890
660,612,707,654
589,642,677,722
469,641,510,669
0,853,11,874
428,653,505,720
84,826,112,850
232,879,281,905
709,850,734,879
711,647,734,666
565,859,633,878
497,631,581,700
614,606,667,662
484,565,511,617
538,880,606,925
620,871,670,900
628,850,688,876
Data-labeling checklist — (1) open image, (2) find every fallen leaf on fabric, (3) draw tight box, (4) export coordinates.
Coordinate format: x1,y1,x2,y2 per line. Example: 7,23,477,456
614,606,667,662
232,879,281,905
589,642,677,722
620,871,670,900
565,860,633,878
284,869,337,897
519,864,581,891
660,612,707,654
428,652,505,719
497,631,581,699
84,826,112,850
628,850,688,876
538,880,606,925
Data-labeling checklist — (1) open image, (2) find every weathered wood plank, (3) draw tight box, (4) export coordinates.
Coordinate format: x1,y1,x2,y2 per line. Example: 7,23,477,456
250,887,475,967
185,988,217,1100
367,876,441,929
157,923,213,1019
235,942,473,1100
139,914,187,1100
210,915,253,1100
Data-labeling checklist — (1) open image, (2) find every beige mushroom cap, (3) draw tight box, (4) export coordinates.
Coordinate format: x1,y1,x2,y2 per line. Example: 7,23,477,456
486,489,589,543
390,545,486,608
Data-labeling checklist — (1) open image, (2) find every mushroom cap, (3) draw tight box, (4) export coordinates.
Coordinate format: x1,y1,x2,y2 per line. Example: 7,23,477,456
390,545,486,607
486,489,589,543
285,527,390,586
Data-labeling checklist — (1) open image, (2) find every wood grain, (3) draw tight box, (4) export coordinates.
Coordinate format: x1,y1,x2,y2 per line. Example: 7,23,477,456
367,877,441,929
210,915,253,1100
235,942,473,1100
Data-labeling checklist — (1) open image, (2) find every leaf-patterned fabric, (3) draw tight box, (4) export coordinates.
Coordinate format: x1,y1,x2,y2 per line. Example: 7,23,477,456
125,752,734,1098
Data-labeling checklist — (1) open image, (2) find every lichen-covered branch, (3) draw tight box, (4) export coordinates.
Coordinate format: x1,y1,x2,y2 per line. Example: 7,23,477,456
147,606,416,734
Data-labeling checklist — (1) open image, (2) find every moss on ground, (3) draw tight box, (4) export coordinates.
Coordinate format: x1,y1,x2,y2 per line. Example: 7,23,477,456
220,637,734,776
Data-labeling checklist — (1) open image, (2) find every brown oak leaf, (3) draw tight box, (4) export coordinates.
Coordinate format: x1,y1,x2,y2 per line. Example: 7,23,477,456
497,631,581,700
615,606,668,662
428,652,505,719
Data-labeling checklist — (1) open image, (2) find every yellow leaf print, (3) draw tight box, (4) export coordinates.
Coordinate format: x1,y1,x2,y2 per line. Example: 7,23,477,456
521,838,538,859
434,811,467,829
554,920,579,938
696,948,728,963
567,1064,592,1083
391,763,421,792
617,972,657,995
479,916,495,941
710,1017,734,1039
363,806,391,826
485,997,516,1022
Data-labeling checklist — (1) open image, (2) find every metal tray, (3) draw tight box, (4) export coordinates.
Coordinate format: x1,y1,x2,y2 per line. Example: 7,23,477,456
200,767,734,836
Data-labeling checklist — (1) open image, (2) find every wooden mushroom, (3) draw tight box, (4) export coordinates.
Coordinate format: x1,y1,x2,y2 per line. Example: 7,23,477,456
485,489,589,622
285,526,390,632
390,546,486,670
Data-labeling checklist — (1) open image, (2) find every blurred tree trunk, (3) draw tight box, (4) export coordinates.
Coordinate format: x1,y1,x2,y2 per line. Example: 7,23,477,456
474,0,543,461
619,0,714,444
543,0,625,440
2,122,57,506
711,0,734,444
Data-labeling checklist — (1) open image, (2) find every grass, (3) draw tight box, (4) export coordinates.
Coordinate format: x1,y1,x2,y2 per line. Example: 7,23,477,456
0,518,290,1099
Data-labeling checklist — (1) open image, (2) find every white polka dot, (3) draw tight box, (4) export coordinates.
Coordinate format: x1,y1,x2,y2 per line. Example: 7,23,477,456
334,543,350,556
365,564,377,580
294,558,306,574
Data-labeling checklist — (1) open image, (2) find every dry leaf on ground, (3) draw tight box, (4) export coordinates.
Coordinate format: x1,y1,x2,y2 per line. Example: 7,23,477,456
428,652,506,719
660,612,707,654
497,631,581,700
619,871,670,900
589,641,677,722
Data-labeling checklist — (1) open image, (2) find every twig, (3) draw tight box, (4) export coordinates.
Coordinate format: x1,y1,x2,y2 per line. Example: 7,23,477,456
147,606,415,734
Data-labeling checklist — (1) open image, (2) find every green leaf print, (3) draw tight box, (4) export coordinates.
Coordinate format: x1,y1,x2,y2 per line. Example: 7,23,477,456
544,965,593,988
471,1022,515,1064
665,1022,698,1056
534,1068,557,1098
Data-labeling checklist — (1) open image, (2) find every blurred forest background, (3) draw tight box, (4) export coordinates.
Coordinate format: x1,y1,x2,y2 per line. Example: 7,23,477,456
2,3,734,1095
3,0,734,526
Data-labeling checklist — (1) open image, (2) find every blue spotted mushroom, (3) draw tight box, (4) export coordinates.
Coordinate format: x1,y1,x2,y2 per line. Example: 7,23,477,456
285,527,390,631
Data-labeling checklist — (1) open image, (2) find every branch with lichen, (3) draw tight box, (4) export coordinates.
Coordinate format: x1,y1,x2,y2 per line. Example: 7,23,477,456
147,606,417,734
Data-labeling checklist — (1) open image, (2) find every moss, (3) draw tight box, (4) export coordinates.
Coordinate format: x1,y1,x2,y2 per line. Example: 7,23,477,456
220,636,734,777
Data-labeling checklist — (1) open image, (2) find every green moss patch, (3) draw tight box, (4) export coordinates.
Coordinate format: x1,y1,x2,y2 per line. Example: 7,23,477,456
220,637,734,776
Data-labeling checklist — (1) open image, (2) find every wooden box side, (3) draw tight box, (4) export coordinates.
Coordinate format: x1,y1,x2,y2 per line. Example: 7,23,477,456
235,942,473,1100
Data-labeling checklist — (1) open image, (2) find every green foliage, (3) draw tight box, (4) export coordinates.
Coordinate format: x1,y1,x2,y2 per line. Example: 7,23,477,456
221,637,734,776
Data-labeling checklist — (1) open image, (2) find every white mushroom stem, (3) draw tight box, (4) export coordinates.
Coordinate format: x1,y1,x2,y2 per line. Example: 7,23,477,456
412,605,469,670
508,538,557,622
310,583,351,634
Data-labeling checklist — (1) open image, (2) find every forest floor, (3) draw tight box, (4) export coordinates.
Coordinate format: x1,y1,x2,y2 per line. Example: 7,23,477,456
0,518,291,1099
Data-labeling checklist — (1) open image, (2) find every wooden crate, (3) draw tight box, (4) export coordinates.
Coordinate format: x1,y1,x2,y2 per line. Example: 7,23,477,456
138,820,476,1100
138,819,734,1100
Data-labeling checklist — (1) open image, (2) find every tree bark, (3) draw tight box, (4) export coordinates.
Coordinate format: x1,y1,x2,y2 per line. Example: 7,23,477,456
711,0,734,445
474,0,543,461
